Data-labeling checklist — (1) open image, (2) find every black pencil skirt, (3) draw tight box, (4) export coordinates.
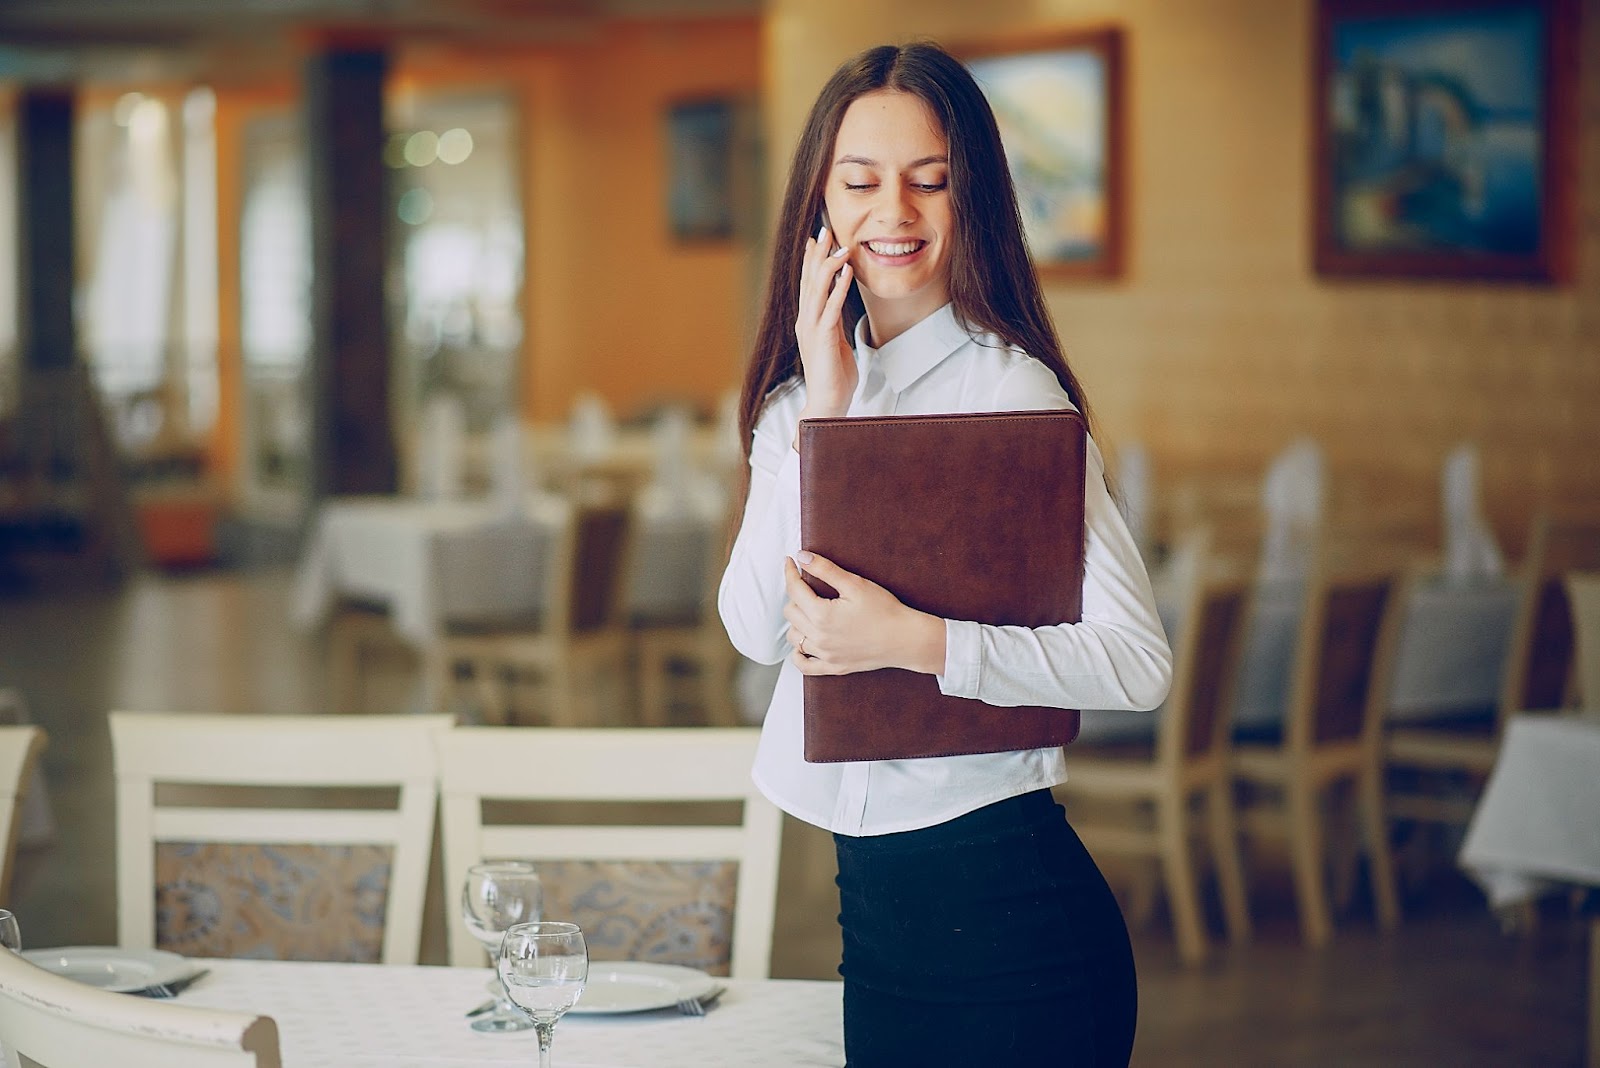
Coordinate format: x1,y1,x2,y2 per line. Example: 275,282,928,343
833,789,1137,1067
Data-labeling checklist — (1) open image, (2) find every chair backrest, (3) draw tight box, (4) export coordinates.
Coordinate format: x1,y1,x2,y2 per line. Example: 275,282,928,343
1283,562,1403,754
0,726,45,904
1154,530,1249,768
1565,570,1600,713
538,491,633,639
111,712,449,965
0,947,280,1068
434,726,780,979
1500,513,1600,718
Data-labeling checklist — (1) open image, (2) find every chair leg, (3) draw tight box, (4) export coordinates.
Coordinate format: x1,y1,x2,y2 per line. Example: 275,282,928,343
637,646,669,727
1286,780,1333,948
1206,780,1252,945
418,644,452,715
1359,768,1402,929
1158,793,1208,965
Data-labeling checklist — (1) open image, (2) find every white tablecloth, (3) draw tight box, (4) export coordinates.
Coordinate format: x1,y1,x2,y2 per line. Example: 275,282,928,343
182,959,843,1068
291,496,718,645
1231,574,1520,728
1458,713,1600,908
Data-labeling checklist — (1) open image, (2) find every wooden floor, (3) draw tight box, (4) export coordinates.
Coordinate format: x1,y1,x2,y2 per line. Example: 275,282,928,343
0,568,1588,1066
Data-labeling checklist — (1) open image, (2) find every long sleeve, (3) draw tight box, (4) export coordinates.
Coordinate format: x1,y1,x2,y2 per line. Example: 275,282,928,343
717,384,804,665
936,360,1173,712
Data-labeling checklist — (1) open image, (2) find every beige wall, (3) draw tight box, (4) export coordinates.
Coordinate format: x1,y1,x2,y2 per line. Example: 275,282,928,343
764,0,1600,555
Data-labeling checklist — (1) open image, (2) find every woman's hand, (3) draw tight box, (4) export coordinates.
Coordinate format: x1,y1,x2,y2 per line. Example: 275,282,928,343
794,226,857,425
783,551,947,676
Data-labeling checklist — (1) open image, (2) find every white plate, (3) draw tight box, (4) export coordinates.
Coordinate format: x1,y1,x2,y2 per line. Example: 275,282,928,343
22,946,195,993
491,961,717,1015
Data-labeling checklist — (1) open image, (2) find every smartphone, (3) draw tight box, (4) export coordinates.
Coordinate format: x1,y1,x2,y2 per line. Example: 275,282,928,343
816,205,833,245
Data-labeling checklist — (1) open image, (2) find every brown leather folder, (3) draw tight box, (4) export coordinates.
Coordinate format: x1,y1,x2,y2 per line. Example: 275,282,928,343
798,409,1087,762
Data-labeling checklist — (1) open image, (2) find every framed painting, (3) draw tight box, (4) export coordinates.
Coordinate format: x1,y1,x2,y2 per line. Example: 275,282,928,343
665,98,735,243
957,27,1125,280
1313,0,1577,282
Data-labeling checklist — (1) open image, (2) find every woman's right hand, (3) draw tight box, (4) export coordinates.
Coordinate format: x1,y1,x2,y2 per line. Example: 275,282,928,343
794,225,857,423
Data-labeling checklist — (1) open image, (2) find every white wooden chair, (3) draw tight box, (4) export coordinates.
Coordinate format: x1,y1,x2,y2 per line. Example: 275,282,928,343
0,726,45,905
434,726,780,978
111,712,449,965
0,946,280,1068
1056,530,1253,965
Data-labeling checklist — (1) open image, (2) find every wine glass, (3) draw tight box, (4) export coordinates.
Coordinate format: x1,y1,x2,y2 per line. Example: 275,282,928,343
462,861,544,1032
497,921,587,1068
0,909,18,952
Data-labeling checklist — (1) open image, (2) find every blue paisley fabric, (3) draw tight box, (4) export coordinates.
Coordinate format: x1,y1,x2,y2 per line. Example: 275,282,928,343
154,842,392,962
536,860,738,976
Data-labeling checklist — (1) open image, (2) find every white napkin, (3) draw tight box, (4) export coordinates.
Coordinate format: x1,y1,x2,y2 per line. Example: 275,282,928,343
1113,441,1152,561
650,405,695,502
568,391,617,464
1258,437,1324,585
488,414,533,518
712,388,743,470
1441,442,1505,583
416,394,466,501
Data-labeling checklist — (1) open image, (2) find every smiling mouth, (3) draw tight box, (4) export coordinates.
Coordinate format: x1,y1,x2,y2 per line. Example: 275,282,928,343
863,239,927,258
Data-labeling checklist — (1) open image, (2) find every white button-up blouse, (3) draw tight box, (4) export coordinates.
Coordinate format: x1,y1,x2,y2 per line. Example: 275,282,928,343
719,303,1172,836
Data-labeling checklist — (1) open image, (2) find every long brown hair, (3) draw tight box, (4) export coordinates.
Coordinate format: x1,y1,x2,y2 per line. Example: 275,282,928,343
735,41,1095,507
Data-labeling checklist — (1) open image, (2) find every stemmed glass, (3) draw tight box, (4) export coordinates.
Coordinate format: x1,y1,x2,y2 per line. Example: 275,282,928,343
497,921,587,1068
462,861,544,1032
0,909,19,952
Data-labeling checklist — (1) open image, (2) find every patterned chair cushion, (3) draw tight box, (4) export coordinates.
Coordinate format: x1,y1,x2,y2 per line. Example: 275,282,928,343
534,860,737,976
155,843,392,962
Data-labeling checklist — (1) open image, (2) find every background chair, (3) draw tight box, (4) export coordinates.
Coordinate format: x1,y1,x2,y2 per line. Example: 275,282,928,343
1387,511,1600,828
1232,556,1404,948
111,712,448,965
632,512,740,727
0,725,45,905
435,726,780,978
1562,570,1600,715
0,946,280,1068
444,493,634,726
1057,530,1253,964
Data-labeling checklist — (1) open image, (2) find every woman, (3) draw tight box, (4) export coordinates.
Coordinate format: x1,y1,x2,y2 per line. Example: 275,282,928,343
718,42,1170,1067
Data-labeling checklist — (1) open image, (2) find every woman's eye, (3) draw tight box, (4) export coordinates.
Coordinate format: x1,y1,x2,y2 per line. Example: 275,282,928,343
913,182,948,193
843,183,875,191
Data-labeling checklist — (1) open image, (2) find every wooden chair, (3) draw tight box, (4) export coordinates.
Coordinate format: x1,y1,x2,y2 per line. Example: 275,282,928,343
1056,531,1253,964
1564,570,1600,713
1387,512,1600,825
444,494,634,726
1232,559,1404,948
111,712,448,965
633,514,740,727
434,726,781,978
0,947,279,1068
0,725,45,904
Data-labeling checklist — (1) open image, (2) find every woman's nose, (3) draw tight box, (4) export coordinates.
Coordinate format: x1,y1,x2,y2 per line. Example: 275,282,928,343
871,186,915,228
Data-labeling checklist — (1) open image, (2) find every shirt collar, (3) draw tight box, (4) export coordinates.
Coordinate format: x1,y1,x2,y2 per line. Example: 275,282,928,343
853,302,971,394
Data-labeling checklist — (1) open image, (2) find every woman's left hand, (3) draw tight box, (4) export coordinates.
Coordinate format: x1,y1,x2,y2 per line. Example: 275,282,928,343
783,552,946,676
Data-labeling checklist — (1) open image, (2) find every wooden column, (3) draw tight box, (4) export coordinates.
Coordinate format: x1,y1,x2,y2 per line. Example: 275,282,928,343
303,47,396,501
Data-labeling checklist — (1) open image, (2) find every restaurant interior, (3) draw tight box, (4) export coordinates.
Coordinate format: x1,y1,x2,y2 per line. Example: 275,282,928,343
0,0,1597,1064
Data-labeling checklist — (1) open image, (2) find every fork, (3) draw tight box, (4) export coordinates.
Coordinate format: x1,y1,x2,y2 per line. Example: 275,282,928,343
129,968,211,999
675,984,725,1016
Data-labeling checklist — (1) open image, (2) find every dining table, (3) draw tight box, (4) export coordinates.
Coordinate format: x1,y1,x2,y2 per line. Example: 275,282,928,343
1457,712,1600,1068
1230,572,1521,729
289,489,724,710
179,958,844,1068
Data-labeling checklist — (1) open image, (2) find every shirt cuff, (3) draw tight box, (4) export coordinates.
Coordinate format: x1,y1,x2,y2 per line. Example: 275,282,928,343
935,617,982,699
